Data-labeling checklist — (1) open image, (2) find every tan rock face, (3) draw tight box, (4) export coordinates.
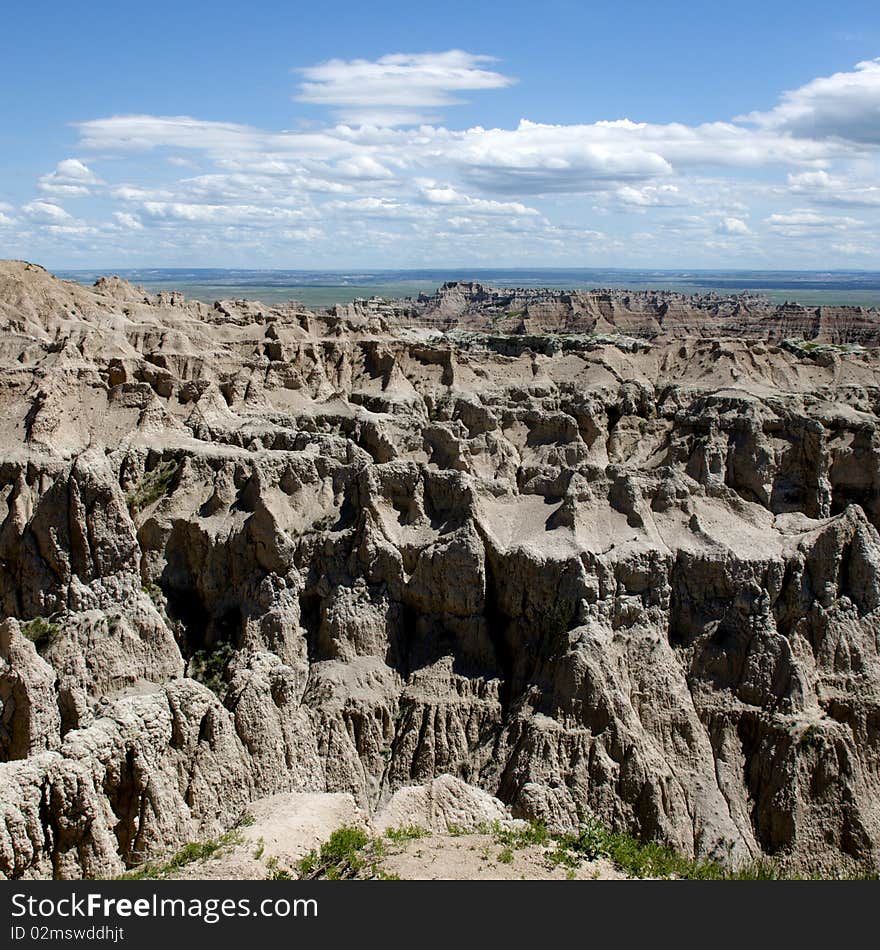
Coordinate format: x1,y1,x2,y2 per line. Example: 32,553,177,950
1,260,880,877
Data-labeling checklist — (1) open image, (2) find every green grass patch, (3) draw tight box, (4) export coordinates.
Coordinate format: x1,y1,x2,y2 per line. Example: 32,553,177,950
20,617,62,652
267,862,293,880
488,820,551,850
119,828,243,880
295,825,408,881
384,825,429,843
548,818,878,880
127,458,180,515
297,825,373,880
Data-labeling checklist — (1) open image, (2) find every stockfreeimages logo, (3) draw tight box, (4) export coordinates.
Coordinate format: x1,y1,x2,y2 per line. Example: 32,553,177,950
10,892,318,929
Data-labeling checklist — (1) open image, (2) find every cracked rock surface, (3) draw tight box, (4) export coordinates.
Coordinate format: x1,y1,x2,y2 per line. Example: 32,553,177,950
1,260,880,877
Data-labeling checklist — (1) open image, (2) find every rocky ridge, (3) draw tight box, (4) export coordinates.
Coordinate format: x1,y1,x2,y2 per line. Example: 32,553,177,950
340,280,880,344
2,260,880,878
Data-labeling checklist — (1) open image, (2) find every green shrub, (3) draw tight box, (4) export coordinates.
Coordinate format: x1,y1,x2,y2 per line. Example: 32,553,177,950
545,818,867,880
490,820,551,849
127,459,180,515
119,828,242,880
20,617,62,651
188,640,236,694
384,825,429,843
296,825,376,880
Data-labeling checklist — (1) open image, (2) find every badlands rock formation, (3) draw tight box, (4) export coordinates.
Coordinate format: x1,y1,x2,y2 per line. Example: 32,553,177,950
1,260,880,878
352,280,880,344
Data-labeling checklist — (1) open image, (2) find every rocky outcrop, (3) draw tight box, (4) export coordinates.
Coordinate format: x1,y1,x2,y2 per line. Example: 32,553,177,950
342,281,880,344
1,259,880,877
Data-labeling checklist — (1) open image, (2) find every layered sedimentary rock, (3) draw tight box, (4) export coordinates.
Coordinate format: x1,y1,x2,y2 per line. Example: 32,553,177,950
2,260,880,877
343,280,880,344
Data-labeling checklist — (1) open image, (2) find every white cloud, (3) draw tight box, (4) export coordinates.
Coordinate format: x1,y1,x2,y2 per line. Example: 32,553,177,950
142,201,309,224
613,183,686,208
112,185,175,201
295,50,515,125
449,119,842,195
281,226,323,242
72,104,845,203
765,208,863,237
416,179,539,215
167,155,200,169
744,58,880,144
830,241,876,256
787,169,880,206
55,159,97,182
333,156,394,179
22,200,72,222
78,114,280,154
38,158,99,197
324,196,408,217
716,217,751,235
11,52,880,268
113,211,144,230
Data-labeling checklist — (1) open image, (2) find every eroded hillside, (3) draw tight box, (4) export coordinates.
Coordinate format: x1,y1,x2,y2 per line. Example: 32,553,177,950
1,260,880,878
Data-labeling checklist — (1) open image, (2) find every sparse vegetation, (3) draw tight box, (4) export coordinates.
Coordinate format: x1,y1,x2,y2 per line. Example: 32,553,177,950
384,825,429,843
142,581,166,610
20,616,62,652
491,309,525,324
541,600,577,644
798,724,824,747
488,819,551,850
126,458,180,515
783,338,861,358
118,813,879,882
266,857,292,880
302,512,337,535
187,640,236,694
296,825,373,880
544,818,878,880
118,827,243,880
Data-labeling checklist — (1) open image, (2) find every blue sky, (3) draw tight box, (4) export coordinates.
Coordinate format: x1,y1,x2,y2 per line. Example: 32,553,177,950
2,0,879,268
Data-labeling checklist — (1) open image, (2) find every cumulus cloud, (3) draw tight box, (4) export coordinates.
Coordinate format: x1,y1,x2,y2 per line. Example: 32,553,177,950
765,208,863,237
787,169,880,207
71,101,846,201
22,200,73,222
38,158,100,197
323,196,408,217
113,211,144,230
416,179,539,215
449,118,844,196
612,183,686,208
281,226,323,242
716,217,751,235
333,156,395,179
141,201,310,224
295,50,515,125
12,51,880,267
744,58,880,144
